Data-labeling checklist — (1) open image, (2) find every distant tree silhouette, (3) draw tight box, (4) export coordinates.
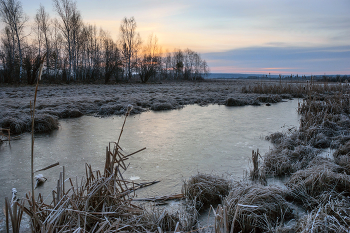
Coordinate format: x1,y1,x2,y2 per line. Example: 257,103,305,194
0,0,27,83
139,34,161,83
0,1,210,84
119,17,141,81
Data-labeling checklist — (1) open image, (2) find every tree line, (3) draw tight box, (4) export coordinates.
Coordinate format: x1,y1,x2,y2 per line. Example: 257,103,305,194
0,0,209,84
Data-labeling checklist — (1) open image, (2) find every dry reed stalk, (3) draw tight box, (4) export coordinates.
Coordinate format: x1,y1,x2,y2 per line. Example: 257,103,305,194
30,52,47,221
132,193,183,202
249,149,266,184
34,162,60,173
251,149,259,180
0,127,11,144
4,197,25,233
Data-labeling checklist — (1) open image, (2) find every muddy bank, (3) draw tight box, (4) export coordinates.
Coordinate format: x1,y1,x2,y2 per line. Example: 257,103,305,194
0,80,290,134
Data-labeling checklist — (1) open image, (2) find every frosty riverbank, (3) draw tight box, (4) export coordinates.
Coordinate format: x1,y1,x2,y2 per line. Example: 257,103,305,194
1,79,350,232
0,79,286,135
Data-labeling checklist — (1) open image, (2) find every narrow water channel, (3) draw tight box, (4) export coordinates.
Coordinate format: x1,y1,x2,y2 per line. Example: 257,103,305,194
0,99,300,207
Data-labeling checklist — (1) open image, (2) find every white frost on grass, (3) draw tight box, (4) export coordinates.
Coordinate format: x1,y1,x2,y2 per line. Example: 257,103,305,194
0,80,279,134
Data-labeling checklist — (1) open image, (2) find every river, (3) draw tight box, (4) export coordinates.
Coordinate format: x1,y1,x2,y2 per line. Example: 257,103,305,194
0,99,300,210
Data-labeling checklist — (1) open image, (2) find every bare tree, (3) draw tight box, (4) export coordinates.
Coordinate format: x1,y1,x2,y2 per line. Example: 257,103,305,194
1,26,15,82
163,49,172,79
100,29,121,83
70,9,82,80
35,4,51,75
119,17,141,81
172,49,184,80
53,0,78,82
23,44,42,84
33,14,43,56
0,0,28,83
139,33,161,83
0,2,210,84
51,18,63,80
183,49,209,80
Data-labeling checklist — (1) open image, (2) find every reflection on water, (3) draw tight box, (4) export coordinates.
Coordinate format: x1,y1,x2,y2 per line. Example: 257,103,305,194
0,99,300,207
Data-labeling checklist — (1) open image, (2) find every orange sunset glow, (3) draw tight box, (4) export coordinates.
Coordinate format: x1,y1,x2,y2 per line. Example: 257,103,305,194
7,0,350,75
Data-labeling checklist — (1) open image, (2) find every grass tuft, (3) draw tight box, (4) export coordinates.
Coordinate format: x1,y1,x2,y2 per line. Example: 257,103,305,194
182,173,231,210
224,182,294,232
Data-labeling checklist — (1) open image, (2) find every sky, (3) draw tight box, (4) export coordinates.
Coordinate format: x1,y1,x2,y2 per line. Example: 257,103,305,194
16,0,350,75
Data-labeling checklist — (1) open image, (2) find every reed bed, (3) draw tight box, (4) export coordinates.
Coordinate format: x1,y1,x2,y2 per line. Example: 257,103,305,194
241,81,346,97
223,182,294,233
257,95,282,103
261,82,350,177
242,81,350,232
242,82,304,97
182,173,231,210
13,140,196,232
15,141,154,232
298,95,350,148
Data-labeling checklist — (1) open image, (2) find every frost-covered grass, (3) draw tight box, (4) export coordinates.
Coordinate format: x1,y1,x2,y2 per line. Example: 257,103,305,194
252,83,350,232
0,80,286,134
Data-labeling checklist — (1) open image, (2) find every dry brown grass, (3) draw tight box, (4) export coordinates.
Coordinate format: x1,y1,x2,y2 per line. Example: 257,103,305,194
334,154,350,175
242,81,347,97
142,203,198,232
257,95,282,103
225,97,247,106
224,182,294,233
297,93,350,148
295,199,350,233
182,173,231,210
262,85,350,177
240,81,350,232
286,158,350,210
265,131,285,144
241,82,306,97
1,114,58,134
263,144,319,176
334,140,350,175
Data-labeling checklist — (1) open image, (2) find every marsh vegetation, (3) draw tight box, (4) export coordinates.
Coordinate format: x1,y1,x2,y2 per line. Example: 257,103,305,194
2,79,350,232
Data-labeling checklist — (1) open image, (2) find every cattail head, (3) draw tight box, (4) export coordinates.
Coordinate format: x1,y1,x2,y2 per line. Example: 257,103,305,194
127,104,133,114
12,188,17,195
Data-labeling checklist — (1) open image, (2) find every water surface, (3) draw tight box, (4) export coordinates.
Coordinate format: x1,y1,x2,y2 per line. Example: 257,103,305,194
0,100,300,206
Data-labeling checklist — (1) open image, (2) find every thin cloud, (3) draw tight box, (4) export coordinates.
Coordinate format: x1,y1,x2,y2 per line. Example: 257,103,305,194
204,46,350,74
